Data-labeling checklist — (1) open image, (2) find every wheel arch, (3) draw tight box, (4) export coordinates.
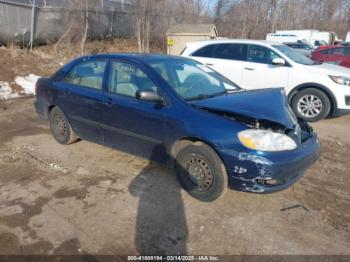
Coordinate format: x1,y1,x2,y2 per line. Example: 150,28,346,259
287,83,337,115
169,137,226,171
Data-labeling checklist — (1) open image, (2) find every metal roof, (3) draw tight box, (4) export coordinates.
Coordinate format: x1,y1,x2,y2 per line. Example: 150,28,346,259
167,24,218,36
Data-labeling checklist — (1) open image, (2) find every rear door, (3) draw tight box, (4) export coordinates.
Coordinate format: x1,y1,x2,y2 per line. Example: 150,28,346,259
241,44,289,90
56,59,107,143
101,60,167,161
190,43,247,86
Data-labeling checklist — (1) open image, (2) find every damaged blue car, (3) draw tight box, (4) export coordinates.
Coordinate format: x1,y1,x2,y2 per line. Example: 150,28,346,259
34,54,320,201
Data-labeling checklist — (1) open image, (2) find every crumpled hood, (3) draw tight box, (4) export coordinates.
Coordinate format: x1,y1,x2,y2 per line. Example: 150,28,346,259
305,63,350,76
189,88,297,129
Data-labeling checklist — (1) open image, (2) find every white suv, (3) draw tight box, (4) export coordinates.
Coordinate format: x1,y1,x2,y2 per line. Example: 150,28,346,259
181,39,350,122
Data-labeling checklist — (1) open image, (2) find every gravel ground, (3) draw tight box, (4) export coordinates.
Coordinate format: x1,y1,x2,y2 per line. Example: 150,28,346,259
0,97,349,256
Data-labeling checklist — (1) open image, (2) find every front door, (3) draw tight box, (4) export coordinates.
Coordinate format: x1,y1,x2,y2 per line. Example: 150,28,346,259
241,44,289,90
102,61,166,161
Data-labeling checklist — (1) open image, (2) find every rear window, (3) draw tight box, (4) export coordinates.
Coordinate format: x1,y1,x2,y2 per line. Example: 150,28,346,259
191,45,215,58
330,48,345,55
213,44,247,61
64,61,106,90
191,43,247,61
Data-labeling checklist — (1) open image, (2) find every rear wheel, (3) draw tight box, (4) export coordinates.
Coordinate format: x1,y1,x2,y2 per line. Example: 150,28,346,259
291,88,331,122
175,142,227,202
49,107,78,145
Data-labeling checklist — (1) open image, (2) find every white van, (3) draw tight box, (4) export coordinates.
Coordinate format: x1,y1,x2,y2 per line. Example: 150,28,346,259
266,33,300,44
346,31,350,42
182,39,350,122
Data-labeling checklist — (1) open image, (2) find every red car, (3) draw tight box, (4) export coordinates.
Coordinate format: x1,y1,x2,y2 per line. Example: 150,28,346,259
311,46,350,68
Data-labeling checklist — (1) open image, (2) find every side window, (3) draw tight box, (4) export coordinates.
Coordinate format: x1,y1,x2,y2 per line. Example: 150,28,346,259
213,44,247,61
331,48,345,55
346,48,350,56
191,45,215,58
320,49,330,54
109,62,157,98
247,45,280,64
64,61,106,90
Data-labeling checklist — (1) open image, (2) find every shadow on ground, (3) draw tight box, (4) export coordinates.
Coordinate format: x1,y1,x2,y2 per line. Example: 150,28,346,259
129,159,188,255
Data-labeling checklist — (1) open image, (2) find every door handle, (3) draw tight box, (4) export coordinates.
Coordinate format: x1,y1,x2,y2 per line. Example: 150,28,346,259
205,63,214,66
244,67,255,71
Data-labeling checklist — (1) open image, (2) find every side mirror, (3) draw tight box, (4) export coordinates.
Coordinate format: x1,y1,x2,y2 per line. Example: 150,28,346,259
272,58,286,66
136,90,163,103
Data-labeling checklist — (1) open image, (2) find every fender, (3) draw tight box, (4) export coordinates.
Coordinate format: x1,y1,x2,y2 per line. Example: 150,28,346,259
287,83,338,114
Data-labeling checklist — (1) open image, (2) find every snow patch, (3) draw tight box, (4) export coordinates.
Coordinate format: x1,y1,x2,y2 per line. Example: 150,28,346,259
15,74,41,95
0,82,19,101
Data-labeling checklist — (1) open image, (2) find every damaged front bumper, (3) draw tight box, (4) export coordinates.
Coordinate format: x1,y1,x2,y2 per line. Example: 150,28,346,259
218,132,320,193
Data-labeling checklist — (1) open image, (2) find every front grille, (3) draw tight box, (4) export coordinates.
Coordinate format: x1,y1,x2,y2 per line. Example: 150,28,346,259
346,96,350,106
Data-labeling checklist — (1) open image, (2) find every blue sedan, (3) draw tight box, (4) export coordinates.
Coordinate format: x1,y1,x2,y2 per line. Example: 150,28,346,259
34,54,320,201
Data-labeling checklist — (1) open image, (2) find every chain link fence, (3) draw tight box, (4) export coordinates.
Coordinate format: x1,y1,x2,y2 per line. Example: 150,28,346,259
0,0,171,49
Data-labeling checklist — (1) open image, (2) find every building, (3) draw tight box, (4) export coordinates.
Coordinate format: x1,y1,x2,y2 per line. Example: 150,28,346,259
166,24,218,55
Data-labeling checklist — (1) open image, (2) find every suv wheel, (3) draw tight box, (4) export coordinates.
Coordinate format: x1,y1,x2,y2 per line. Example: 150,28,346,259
291,88,331,122
175,142,228,202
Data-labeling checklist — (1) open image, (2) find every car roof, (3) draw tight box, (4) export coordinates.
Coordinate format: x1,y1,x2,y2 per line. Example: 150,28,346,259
186,39,284,47
316,45,344,51
79,53,190,63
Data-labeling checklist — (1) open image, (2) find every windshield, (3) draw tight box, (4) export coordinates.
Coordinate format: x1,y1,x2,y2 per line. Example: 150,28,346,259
273,45,316,65
149,60,239,101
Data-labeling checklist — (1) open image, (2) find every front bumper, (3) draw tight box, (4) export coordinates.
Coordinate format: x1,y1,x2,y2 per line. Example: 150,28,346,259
218,133,320,193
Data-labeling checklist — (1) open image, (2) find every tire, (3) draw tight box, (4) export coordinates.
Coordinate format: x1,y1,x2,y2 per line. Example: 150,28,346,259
175,142,228,202
49,107,78,145
291,88,331,122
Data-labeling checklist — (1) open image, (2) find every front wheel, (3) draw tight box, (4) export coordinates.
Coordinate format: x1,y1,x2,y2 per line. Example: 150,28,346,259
291,88,331,122
175,142,228,202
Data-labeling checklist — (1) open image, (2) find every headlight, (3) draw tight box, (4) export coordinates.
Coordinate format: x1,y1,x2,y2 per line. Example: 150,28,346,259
329,76,350,86
238,129,297,152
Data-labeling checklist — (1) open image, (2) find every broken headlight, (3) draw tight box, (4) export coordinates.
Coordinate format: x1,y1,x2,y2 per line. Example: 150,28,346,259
238,129,297,152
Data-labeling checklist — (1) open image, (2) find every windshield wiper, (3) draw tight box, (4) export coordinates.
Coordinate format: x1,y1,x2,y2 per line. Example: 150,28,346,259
186,90,227,101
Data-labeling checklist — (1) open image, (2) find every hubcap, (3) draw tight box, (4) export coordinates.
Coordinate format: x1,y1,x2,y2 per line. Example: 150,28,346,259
297,95,323,118
185,155,213,191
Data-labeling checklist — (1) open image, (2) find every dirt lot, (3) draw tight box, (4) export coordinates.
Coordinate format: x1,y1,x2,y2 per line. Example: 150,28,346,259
0,97,349,256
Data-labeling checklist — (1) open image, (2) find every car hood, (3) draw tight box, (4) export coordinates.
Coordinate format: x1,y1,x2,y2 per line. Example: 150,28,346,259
189,88,297,129
305,63,350,76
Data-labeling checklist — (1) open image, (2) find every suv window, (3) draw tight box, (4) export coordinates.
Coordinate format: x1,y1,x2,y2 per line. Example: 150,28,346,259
109,62,157,98
191,45,215,58
330,48,345,55
247,45,280,64
213,44,247,60
64,61,106,90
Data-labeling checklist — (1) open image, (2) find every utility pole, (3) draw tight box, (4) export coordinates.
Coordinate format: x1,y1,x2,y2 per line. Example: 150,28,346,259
30,0,36,51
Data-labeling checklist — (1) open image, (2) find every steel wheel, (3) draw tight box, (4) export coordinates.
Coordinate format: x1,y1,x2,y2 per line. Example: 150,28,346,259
297,94,323,118
185,154,214,192
49,107,78,145
53,115,68,140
